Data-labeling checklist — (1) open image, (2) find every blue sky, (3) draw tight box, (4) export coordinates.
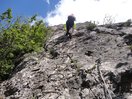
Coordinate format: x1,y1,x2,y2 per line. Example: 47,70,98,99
0,0,132,26
0,0,60,18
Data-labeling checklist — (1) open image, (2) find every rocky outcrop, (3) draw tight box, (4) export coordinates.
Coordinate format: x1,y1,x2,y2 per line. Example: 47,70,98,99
0,22,132,99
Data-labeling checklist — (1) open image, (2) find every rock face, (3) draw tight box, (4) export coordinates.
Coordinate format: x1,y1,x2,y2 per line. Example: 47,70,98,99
0,22,132,99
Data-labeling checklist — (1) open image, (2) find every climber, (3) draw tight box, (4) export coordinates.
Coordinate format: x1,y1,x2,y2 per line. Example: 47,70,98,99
65,14,76,39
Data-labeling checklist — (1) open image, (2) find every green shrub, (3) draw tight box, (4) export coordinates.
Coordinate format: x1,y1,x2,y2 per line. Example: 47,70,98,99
128,45,132,52
86,21,96,31
0,9,50,80
124,19,131,27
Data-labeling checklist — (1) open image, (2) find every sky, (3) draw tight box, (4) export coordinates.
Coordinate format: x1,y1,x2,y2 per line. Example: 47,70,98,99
0,0,132,26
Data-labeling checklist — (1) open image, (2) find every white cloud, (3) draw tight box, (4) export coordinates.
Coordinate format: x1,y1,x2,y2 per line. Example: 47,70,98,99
45,0,132,26
45,0,50,4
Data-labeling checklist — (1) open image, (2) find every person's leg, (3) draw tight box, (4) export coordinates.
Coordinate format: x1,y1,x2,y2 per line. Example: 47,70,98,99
67,27,72,38
68,25,74,39
69,22,74,35
66,25,71,37
66,28,69,36
66,21,73,39
66,21,70,36
71,27,74,33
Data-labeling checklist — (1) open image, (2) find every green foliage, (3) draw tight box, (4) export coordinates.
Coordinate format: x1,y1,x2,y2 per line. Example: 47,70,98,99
128,45,132,52
47,47,59,59
0,8,12,20
86,21,97,31
124,19,132,27
0,9,50,80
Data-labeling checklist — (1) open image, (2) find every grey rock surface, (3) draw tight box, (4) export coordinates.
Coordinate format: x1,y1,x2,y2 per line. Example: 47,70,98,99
0,22,132,99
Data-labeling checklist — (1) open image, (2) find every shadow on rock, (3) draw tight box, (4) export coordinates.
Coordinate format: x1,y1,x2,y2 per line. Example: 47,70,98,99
54,35,71,45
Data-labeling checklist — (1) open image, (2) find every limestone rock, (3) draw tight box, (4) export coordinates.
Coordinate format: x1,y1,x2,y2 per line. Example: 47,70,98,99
0,22,132,99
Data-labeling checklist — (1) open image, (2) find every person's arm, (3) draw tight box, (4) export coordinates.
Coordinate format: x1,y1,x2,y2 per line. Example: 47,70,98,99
73,23,76,29
64,24,66,31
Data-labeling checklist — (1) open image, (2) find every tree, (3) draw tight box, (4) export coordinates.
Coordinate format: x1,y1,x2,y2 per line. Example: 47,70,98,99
0,9,50,80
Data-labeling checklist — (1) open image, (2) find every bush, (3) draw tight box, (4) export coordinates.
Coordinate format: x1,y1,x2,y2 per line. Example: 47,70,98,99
0,9,50,80
128,45,132,52
124,19,132,27
86,21,97,31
